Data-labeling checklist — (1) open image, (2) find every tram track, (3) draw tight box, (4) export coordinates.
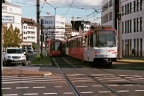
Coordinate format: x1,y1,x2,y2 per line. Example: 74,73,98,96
63,57,144,86
52,57,123,96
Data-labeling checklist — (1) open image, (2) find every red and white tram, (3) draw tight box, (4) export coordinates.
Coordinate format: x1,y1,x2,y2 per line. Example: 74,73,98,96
48,39,63,56
66,26,117,67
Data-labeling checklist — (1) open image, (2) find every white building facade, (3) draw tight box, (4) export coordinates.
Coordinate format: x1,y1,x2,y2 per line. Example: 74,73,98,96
40,16,65,41
102,0,144,57
21,18,37,47
2,1,22,36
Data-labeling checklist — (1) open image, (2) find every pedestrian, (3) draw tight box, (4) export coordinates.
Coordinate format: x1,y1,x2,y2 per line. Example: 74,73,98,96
131,48,135,57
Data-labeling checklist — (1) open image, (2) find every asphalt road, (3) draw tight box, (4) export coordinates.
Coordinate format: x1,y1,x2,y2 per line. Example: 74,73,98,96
2,62,144,96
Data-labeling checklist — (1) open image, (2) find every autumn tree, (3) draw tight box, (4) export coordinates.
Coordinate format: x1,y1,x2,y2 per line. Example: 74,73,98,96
3,24,22,48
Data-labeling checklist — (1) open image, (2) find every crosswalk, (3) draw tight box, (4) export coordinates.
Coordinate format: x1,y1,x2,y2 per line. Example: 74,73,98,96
2,75,66,84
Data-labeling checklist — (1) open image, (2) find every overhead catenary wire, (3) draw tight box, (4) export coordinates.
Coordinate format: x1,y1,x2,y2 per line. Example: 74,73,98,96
63,0,75,18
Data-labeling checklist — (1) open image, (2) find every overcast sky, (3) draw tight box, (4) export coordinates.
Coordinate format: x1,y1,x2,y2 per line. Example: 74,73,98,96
10,0,103,23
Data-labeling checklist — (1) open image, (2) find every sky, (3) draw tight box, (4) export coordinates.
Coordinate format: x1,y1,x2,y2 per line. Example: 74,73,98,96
10,0,102,23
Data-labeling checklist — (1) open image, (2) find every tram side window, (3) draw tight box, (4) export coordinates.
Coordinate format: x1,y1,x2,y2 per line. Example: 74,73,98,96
82,37,86,47
77,39,79,47
85,36,88,47
88,36,90,47
90,34,93,47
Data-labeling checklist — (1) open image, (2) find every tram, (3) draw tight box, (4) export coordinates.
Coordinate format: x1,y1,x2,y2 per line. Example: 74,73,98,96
66,25,117,67
48,39,63,56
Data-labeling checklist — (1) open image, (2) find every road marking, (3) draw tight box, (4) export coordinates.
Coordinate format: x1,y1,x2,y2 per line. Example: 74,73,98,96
102,79,126,82
92,85,103,87
117,90,129,92
2,80,53,84
81,91,93,94
108,84,118,86
16,87,29,89
76,86,88,87
124,84,134,86
55,86,62,88
2,87,11,89
3,94,18,96
135,90,144,92
33,86,45,88
43,93,57,95
98,91,111,93
23,93,38,95
63,92,74,94
98,77,121,80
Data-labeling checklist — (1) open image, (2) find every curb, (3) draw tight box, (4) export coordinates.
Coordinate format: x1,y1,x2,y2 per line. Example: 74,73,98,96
117,61,144,64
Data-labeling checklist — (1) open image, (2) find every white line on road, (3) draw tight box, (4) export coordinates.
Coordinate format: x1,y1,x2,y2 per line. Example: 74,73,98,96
55,86,62,88
92,85,103,87
124,84,134,86
63,92,74,94
43,93,58,95
117,90,129,92
3,94,18,96
33,86,46,88
2,80,53,84
23,93,38,95
2,87,11,89
81,91,93,94
108,84,118,87
76,86,88,87
16,87,29,89
98,91,111,93
135,90,144,92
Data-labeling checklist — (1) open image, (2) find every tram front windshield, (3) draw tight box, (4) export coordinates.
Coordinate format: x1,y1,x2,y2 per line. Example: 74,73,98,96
52,41,61,51
95,30,116,47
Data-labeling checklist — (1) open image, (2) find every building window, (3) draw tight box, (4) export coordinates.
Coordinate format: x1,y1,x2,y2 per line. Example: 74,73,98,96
140,0,143,10
109,12,112,21
125,21,127,33
2,6,7,10
130,19,132,33
128,20,129,33
134,18,136,32
122,6,124,15
122,22,124,34
137,18,139,32
127,3,129,14
130,2,132,13
140,17,143,31
109,0,112,7
10,8,12,11
125,4,127,15
137,0,139,11
134,1,136,12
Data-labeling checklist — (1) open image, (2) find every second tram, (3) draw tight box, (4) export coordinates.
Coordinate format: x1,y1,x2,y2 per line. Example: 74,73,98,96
48,39,63,56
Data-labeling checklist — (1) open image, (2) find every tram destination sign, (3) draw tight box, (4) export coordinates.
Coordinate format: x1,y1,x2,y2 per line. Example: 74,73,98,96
2,16,14,23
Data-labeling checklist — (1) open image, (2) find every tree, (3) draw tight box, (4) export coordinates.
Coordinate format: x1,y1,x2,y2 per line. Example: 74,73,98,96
32,43,37,51
3,24,22,48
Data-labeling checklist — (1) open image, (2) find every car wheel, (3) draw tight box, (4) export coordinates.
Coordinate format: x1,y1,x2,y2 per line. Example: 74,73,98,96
22,62,27,66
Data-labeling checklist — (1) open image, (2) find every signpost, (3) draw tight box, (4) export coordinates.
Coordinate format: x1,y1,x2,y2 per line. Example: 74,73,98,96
2,16,14,23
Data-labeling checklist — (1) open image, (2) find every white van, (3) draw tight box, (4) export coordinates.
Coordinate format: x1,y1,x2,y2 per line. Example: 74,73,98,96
3,47,27,66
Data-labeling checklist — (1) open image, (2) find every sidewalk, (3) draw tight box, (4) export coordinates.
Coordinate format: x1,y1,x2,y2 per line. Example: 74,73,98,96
117,56,144,63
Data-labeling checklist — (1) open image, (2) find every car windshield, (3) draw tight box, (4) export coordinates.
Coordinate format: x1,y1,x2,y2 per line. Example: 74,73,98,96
7,49,23,54
22,49,26,52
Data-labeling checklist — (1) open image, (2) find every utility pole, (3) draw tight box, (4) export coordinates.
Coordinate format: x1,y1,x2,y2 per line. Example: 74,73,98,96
45,33,48,56
41,19,43,57
36,0,40,55
117,0,122,59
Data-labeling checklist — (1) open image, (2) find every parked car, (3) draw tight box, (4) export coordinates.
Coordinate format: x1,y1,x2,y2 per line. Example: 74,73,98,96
27,47,34,53
3,47,27,66
22,49,29,60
